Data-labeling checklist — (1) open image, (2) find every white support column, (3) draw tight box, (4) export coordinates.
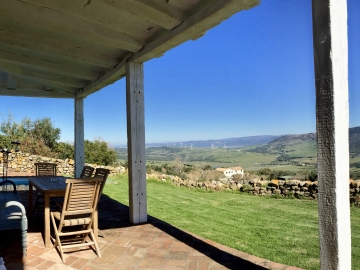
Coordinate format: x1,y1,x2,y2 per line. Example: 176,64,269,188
312,0,351,269
126,62,147,224
74,97,85,178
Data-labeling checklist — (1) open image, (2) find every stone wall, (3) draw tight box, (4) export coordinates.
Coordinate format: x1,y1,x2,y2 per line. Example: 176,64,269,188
149,174,360,205
0,151,125,176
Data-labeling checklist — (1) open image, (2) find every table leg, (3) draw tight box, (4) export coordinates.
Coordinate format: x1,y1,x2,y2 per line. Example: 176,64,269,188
28,183,33,216
44,193,51,248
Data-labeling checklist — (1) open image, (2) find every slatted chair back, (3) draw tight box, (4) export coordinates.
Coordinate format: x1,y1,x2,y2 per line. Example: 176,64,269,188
80,166,95,178
50,177,104,262
61,177,103,220
34,163,57,176
94,168,110,195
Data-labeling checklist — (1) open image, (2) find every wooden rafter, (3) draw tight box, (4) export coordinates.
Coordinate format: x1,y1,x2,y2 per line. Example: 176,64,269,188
79,0,259,97
0,2,145,52
0,87,75,98
21,0,185,32
0,29,118,68
0,50,101,80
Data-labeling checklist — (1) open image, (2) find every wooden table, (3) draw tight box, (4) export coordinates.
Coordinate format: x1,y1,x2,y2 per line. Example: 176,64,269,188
28,177,100,248
28,176,66,248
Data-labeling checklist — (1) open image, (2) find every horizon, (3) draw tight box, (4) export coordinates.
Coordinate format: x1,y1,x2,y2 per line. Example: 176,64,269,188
0,0,359,146
114,125,360,148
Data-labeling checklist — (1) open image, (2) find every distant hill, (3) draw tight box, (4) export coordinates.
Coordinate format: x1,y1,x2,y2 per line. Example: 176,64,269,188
145,135,280,148
246,126,360,156
115,126,360,156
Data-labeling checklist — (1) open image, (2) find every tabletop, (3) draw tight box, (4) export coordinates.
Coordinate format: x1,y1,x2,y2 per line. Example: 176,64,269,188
28,176,67,192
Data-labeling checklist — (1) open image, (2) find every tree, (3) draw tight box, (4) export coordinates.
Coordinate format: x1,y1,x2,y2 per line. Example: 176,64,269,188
84,139,117,165
55,142,74,160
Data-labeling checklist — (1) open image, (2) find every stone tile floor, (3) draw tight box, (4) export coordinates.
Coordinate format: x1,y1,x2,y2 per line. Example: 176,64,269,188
0,174,303,270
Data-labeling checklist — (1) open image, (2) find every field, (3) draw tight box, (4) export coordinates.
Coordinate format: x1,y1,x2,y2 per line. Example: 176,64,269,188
116,139,360,178
116,142,318,172
103,175,360,270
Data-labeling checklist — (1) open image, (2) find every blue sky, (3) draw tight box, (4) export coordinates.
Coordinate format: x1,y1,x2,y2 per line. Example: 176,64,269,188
0,0,359,146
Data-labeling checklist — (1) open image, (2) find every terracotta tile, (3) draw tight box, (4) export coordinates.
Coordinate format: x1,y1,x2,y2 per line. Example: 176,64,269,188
138,257,164,268
198,260,210,270
163,259,187,267
70,258,89,269
187,260,198,270
85,260,114,269
114,254,142,267
145,248,168,258
63,256,79,266
26,257,46,267
47,264,78,270
36,260,56,270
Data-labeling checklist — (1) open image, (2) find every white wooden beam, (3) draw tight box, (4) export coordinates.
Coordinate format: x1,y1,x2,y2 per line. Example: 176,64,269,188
0,50,101,80
101,0,186,30
77,57,129,98
0,61,82,91
312,0,351,269
0,60,87,87
22,0,185,31
0,1,144,52
126,62,147,224
0,29,118,69
74,98,85,177
0,87,74,98
80,0,259,97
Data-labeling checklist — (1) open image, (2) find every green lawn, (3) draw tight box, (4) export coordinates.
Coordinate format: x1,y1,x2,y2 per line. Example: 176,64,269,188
103,175,360,270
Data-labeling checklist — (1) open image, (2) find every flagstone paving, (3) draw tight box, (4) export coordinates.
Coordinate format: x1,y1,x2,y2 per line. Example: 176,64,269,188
0,173,303,270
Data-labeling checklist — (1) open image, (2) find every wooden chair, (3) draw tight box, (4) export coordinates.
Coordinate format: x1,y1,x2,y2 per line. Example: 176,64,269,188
94,168,110,195
33,163,57,214
50,177,104,262
93,168,110,238
34,162,57,176
51,165,95,205
80,166,95,178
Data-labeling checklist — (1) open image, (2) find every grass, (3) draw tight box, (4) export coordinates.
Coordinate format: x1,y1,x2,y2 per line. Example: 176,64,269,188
103,174,360,270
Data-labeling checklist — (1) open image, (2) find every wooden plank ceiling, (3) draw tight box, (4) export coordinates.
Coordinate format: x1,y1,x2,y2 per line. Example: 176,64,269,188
0,0,259,99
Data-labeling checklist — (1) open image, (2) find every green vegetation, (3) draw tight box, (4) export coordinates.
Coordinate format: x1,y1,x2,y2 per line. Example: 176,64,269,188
0,113,117,166
117,127,360,179
104,175,360,270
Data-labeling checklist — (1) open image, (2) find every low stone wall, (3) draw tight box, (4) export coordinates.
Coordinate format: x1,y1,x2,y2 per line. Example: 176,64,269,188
0,151,125,176
149,174,360,204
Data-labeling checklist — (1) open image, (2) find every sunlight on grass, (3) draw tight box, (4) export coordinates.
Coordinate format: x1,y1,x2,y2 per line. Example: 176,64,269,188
103,175,360,270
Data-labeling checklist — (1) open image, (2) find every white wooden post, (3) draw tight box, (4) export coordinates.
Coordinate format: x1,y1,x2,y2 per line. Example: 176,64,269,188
74,97,85,178
312,0,351,269
126,62,147,224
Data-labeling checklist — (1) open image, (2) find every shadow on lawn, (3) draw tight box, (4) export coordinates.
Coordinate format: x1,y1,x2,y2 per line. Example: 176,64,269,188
98,194,267,270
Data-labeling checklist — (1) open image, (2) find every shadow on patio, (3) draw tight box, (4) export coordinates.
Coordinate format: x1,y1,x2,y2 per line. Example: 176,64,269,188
0,192,301,270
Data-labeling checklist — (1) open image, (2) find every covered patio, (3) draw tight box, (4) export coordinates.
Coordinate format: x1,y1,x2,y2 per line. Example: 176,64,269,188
1,188,301,269
0,0,351,269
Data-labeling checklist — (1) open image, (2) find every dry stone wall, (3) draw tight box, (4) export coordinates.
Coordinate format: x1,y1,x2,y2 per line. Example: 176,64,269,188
0,151,125,176
149,174,360,205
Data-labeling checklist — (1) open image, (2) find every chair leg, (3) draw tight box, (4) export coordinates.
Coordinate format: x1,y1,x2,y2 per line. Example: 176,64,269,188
89,231,102,258
50,213,65,262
